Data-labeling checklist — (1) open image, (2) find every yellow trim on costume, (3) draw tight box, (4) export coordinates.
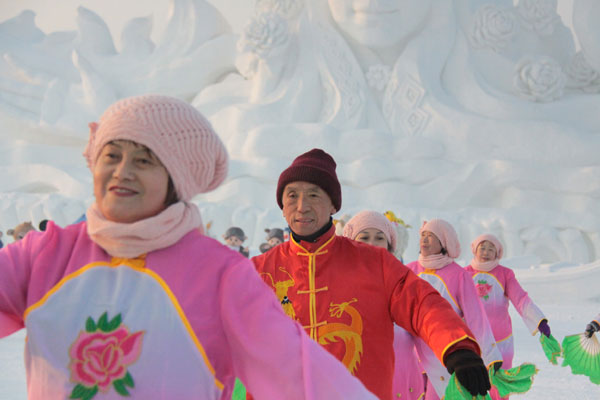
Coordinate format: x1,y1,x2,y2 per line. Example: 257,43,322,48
440,335,478,362
474,271,505,292
496,333,513,343
418,270,460,312
24,259,224,390
292,234,335,340
532,317,547,336
486,359,504,370
24,261,110,320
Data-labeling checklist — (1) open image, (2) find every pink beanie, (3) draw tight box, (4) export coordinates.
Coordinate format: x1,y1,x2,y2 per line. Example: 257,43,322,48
471,234,504,260
419,219,461,258
343,211,397,252
83,95,228,202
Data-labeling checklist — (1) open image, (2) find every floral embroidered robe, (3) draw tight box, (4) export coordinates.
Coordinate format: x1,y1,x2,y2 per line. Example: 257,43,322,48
406,261,503,399
0,222,377,400
464,264,546,368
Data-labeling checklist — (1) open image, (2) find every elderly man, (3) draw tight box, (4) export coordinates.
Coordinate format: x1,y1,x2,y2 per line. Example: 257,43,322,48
252,148,491,400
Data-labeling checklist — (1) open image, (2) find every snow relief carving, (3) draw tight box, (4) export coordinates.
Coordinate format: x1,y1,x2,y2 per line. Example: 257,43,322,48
255,0,304,20
565,52,600,94
470,5,519,53
514,56,566,102
1,0,600,265
517,0,560,36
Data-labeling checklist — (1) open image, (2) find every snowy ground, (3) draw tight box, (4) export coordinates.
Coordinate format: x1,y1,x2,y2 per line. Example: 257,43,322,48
2,268,599,399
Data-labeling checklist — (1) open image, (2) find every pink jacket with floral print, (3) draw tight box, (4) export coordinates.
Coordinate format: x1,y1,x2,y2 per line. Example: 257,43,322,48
0,221,376,400
464,264,546,342
406,261,503,398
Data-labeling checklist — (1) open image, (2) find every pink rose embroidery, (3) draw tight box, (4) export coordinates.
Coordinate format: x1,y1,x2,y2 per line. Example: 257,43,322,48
476,280,493,301
68,312,144,399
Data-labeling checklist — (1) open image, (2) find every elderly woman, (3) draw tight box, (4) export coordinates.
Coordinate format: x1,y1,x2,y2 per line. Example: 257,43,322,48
464,234,550,400
343,210,426,400
406,219,502,400
0,95,376,400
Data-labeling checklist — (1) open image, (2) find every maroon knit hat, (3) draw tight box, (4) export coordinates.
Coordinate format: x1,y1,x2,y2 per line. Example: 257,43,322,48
276,148,341,211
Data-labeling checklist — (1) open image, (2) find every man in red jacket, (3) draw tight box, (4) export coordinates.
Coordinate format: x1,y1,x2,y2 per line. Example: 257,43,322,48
252,148,491,400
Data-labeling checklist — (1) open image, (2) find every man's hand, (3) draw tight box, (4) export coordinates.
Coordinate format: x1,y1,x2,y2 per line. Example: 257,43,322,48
445,349,491,396
585,321,600,338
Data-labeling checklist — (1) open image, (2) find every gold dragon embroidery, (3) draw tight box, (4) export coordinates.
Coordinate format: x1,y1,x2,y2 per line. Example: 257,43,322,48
261,267,297,320
317,298,364,374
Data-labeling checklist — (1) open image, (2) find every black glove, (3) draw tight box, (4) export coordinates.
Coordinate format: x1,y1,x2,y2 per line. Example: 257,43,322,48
585,321,600,338
492,361,503,373
445,349,491,396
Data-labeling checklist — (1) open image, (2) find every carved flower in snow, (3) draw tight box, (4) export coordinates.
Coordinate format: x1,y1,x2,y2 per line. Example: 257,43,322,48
366,64,391,92
565,51,600,93
517,0,560,36
514,56,565,102
238,12,290,58
256,0,304,20
470,5,518,53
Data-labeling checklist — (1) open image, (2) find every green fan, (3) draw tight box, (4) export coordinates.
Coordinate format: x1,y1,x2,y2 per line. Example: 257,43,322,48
562,333,600,385
444,373,492,400
489,363,538,397
232,378,246,400
539,334,562,365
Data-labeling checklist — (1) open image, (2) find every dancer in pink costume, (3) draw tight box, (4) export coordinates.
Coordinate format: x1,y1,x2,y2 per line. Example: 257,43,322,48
343,210,426,400
465,234,550,399
406,219,503,400
0,95,377,400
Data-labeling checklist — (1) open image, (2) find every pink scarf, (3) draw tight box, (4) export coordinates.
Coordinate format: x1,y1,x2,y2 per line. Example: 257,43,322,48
470,258,499,272
418,253,454,270
86,202,203,258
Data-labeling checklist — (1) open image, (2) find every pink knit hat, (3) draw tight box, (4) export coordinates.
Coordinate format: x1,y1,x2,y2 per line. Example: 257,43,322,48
83,95,228,201
419,219,461,258
471,234,504,260
343,211,397,252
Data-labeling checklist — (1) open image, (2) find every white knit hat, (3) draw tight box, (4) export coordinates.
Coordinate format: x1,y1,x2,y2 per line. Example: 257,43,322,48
84,95,228,201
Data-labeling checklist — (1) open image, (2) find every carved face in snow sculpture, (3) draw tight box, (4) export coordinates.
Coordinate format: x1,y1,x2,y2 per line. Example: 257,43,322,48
327,0,433,48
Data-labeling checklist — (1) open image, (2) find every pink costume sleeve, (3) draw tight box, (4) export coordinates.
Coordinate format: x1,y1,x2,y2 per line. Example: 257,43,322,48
456,270,503,368
219,259,377,400
504,268,545,335
0,232,39,337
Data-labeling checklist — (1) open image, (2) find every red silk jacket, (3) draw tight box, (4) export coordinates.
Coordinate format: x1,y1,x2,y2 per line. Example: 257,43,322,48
252,225,480,400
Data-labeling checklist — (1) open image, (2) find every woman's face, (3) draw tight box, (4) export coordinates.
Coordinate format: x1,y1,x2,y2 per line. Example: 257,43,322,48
420,230,442,256
475,241,497,263
327,0,433,48
93,140,170,223
354,228,389,250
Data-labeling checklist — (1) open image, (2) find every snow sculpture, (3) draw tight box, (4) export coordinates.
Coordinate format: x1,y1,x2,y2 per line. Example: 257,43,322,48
0,0,235,133
572,0,600,72
193,0,600,264
0,0,600,265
